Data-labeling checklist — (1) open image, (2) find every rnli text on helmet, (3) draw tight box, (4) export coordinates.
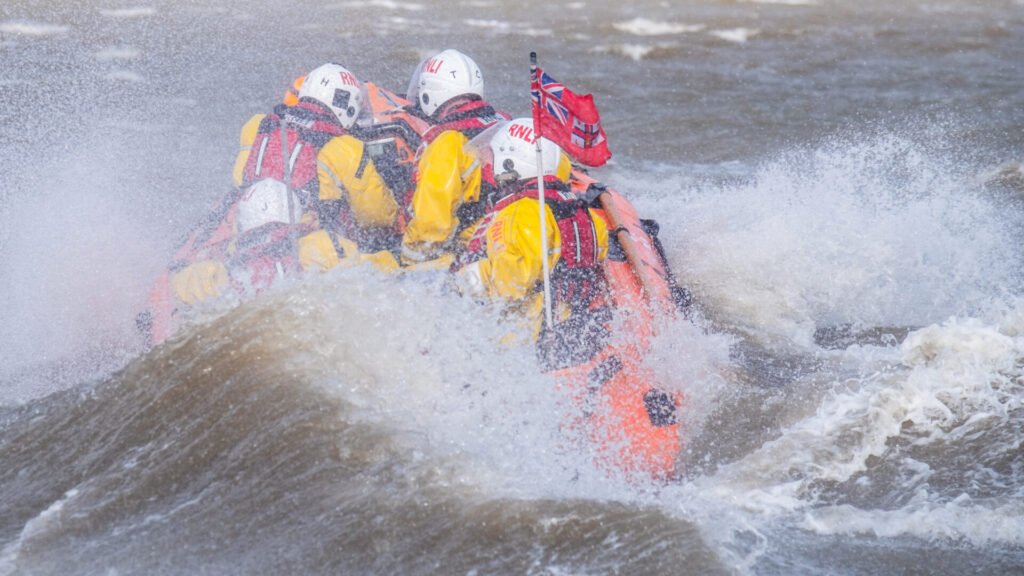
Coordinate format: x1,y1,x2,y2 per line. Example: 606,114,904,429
508,123,536,144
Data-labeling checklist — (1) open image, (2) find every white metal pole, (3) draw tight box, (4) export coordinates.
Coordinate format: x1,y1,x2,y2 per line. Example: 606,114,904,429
530,52,554,331
536,136,554,330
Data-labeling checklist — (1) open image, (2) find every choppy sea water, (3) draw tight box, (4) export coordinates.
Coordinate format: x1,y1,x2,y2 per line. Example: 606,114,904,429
1,0,1023,574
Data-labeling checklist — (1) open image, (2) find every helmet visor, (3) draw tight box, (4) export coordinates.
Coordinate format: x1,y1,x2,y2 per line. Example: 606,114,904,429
463,120,510,169
464,120,516,172
405,55,430,108
353,83,374,127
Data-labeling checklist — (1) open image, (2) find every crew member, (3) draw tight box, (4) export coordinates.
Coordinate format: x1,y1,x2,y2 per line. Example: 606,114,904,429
240,62,398,257
232,74,307,187
400,49,509,266
453,118,610,367
172,62,400,305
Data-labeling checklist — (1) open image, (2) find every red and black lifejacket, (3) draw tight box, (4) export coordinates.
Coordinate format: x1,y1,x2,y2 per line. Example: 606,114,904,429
420,99,508,146
242,100,348,206
225,221,315,298
242,100,380,243
405,100,510,231
461,177,605,313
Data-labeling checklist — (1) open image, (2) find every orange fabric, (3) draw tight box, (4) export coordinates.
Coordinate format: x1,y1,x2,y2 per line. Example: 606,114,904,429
283,75,305,106
554,176,686,481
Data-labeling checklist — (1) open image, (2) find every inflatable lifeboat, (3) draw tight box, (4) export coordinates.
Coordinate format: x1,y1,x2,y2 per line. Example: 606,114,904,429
139,83,691,481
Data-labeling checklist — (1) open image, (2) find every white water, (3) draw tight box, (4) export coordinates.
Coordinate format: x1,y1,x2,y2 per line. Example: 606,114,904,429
629,130,1023,349
2,1,1022,572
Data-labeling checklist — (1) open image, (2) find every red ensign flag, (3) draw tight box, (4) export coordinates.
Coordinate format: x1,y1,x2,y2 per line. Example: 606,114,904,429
531,66,612,167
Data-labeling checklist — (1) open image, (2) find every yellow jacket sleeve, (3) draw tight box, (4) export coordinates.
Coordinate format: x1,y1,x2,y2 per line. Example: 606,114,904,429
588,207,610,261
402,130,481,262
299,229,400,273
476,197,561,302
316,134,398,230
556,152,573,182
171,260,229,305
232,114,265,187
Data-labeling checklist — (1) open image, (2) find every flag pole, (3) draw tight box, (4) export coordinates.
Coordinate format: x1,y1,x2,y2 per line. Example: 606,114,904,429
531,52,555,332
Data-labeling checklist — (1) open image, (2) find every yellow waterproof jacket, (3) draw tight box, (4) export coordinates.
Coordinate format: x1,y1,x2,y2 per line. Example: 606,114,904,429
176,108,399,306
471,198,609,299
314,134,397,230
402,130,576,265
236,105,397,233
232,113,265,187
456,186,609,334
401,129,480,263
171,225,401,306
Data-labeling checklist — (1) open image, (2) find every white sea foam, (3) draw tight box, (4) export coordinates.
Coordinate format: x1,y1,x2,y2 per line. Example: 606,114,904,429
0,21,69,36
0,487,85,574
383,16,412,31
519,28,553,38
106,70,146,83
659,133,1021,347
613,17,705,36
95,47,141,62
99,7,156,18
740,0,819,5
464,18,510,30
696,309,1024,543
462,19,551,36
621,44,656,61
709,28,760,43
325,0,424,10
802,500,1024,546
591,43,675,62
18,489,81,541
645,314,737,437
272,272,596,497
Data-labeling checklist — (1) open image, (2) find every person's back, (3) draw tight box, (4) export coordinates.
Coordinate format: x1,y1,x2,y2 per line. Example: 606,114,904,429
232,74,306,188
170,63,402,308
453,118,610,365
400,49,509,266
241,63,399,256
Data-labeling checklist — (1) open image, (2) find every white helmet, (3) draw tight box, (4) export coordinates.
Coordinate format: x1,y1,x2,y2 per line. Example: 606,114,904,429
407,49,484,117
488,118,562,181
298,63,365,129
236,179,302,234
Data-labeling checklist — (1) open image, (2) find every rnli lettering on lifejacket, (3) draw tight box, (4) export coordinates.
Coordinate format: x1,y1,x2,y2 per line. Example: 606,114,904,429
283,112,315,129
508,123,536,144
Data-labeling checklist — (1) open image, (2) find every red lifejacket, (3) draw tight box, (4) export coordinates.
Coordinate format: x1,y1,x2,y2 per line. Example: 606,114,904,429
461,177,604,313
225,222,312,298
242,101,348,201
420,99,508,145
242,99,375,242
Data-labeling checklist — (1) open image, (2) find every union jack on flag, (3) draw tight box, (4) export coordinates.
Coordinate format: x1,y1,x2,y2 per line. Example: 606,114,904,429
531,65,611,167
531,71,569,125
